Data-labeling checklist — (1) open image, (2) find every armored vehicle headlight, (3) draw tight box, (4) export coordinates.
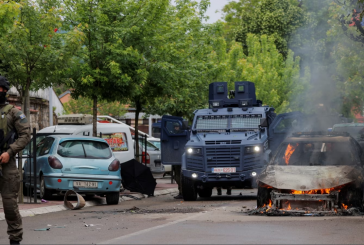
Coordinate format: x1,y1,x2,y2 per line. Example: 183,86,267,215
251,172,257,177
245,146,261,154
187,148,202,154
192,173,198,178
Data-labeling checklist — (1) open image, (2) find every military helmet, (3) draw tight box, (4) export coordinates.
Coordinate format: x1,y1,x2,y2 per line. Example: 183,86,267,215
173,122,180,127
0,76,10,91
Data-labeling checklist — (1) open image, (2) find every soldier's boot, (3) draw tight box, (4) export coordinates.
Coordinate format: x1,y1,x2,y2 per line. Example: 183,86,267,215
10,240,20,244
226,188,232,195
217,187,222,196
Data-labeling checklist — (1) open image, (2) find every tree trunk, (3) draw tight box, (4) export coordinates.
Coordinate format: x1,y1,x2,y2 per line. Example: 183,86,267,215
22,81,31,124
92,96,97,137
134,100,141,162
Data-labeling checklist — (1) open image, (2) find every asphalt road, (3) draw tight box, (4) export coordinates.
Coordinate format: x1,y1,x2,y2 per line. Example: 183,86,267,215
1,188,364,244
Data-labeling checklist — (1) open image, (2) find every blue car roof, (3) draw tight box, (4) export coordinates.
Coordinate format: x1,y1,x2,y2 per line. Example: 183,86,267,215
48,135,108,143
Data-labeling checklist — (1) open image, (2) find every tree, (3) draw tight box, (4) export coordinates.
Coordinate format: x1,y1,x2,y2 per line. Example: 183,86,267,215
235,0,306,59
62,0,152,137
207,34,309,113
0,0,83,119
63,96,126,117
110,0,216,154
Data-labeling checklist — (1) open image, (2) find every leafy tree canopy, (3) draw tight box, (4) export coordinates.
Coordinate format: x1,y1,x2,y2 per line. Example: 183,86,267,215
235,0,306,58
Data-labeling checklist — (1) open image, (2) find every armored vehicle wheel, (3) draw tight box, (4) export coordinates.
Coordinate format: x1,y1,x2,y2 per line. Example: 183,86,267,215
198,188,213,198
257,185,271,208
182,175,197,201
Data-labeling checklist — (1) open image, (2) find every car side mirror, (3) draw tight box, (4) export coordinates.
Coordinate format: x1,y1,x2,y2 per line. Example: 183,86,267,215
260,118,268,127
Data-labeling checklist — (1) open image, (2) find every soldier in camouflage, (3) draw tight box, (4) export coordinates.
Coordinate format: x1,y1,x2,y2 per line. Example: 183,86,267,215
0,76,31,244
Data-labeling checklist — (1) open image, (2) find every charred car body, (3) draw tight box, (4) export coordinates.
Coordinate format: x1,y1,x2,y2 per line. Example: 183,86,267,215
161,81,276,201
257,132,364,211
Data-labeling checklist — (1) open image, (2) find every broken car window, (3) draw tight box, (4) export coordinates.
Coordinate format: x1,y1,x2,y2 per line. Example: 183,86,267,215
274,142,359,166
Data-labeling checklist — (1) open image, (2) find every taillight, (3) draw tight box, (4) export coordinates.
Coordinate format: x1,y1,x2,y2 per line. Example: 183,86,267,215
108,159,120,171
48,156,63,169
142,152,150,164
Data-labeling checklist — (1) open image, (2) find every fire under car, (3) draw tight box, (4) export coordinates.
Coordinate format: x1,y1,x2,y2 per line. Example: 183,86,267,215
257,132,364,212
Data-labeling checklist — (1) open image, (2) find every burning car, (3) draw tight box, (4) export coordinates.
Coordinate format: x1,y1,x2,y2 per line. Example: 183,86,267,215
257,132,364,212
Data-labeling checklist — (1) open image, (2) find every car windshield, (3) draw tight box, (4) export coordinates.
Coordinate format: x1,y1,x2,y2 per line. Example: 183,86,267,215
273,141,359,166
334,126,364,141
57,140,112,159
149,141,160,149
195,115,261,130
139,140,159,151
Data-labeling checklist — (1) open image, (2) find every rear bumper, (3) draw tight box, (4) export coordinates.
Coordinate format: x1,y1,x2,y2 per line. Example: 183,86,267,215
43,173,121,193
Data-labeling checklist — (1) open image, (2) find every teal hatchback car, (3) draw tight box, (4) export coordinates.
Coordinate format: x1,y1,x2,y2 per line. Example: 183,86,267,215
23,135,121,205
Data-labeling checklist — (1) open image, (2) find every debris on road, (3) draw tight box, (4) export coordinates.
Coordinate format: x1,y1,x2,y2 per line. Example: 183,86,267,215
34,228,50,231
64,190,86,210
41,199,48,203
246,205,364,216
81,206,202,215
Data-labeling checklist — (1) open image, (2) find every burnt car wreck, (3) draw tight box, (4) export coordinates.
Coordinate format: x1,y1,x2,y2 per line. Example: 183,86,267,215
255,132,364,215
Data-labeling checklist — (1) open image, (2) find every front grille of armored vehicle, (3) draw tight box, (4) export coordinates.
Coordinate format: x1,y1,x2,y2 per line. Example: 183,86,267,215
205,140,242,145
206,147,241,167
242,154,262,171
186,155,204,171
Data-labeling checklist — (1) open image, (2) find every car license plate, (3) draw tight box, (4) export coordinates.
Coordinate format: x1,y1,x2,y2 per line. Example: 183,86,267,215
73,181,98,188
212,167,236,173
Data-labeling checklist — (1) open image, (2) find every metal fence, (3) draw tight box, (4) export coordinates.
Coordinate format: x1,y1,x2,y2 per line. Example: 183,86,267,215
17,128,37,204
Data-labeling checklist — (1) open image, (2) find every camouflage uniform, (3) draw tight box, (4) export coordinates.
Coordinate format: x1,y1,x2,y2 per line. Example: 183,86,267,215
0,104,31,243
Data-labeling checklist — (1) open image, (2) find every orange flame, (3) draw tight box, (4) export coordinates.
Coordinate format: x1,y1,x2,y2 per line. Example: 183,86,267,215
284,143,298,165
290,188,335,194
268,199,272,208
342,203,348,210
287,202,292,210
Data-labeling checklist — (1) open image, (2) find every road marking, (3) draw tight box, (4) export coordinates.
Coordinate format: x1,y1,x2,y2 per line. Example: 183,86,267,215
98,212,206,244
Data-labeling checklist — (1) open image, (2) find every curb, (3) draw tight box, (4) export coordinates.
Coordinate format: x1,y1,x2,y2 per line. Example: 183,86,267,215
0,188,178,221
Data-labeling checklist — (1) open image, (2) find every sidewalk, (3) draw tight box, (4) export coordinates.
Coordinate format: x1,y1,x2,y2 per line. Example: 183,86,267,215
0,177,178,220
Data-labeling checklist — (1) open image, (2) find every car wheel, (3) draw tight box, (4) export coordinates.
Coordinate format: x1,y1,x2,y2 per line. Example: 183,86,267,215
40,176,53,200
339,186,363,208
181,174,197,201
23,182,33,197
106,192,120,205
198,188,213,198
257,185,271,208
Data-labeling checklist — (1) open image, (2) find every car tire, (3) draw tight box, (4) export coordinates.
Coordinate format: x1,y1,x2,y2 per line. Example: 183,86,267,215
106,192,120,205
23,182,32,197
40,176,53,200
181,174,197,201
339,186,363,208
198,188,213,198
257,185,271,208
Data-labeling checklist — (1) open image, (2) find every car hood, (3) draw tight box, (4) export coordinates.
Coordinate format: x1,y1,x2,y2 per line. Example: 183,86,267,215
258,165,363,191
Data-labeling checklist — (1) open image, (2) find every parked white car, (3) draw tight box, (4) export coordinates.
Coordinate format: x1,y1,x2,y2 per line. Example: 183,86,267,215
148,138,171,176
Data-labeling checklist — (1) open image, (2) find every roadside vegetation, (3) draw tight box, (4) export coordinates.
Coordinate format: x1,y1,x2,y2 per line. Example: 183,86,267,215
1,0,364,133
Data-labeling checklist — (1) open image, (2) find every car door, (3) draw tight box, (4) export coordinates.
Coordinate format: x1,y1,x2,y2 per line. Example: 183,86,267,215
268,112,305,155
161,115,189,165
34,137,55,188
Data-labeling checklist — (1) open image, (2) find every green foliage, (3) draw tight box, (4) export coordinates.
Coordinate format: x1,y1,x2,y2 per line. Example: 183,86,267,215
63,96,126,117
207,34,309,113
0,1,21,35
235,0,306,58
0,0,84,118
